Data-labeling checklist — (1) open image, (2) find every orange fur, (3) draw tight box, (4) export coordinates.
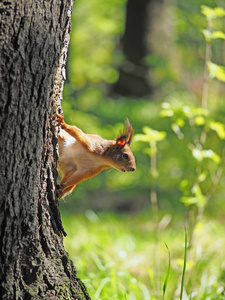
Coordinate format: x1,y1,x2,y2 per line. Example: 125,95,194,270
55,114,136,198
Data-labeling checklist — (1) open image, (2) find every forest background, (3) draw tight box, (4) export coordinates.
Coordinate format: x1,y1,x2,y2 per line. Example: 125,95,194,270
60,0,225,299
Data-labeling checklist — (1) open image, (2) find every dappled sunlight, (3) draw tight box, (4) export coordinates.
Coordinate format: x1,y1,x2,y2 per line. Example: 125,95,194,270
59,0,225,298
62,212,225,299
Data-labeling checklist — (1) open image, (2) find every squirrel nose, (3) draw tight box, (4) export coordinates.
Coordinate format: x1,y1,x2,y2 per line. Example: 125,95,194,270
131,167,136,172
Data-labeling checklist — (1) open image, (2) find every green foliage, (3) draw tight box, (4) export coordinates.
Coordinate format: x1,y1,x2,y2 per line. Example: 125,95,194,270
203,30,225,42
201,5,225,20
135,127,166,144
61,86,225,213
60,2,225,299
207,62,225,82
62,212,225,299
201,4,225,88
135,127,166,176
69,0,126,87
160,98,225,210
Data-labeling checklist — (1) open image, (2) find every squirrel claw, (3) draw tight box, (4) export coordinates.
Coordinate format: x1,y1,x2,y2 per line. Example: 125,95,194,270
55,114,65,128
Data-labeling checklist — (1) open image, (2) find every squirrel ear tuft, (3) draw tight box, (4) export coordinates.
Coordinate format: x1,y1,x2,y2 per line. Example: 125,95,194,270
125,118,133,146
116,135,126,146
116,119,133,146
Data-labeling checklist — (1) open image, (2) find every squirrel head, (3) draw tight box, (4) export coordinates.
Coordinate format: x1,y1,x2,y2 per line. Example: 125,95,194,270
103,119,136,172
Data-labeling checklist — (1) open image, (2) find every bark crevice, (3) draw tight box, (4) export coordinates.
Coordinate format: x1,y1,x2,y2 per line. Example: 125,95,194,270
0,1,91,299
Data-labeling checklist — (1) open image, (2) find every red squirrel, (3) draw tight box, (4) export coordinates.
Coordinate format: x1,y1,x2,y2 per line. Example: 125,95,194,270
55,114,136,198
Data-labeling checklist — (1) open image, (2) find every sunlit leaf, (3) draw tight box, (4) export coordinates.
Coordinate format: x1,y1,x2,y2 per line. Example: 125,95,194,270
194,116,205,126
180,195,207,207
192,148,203,162
192,107,208,116
176,118,185,127
211,31,225,40
209,121,225,139
202,149,221,164
203,30,225,42
143,127,167,141
198,171,208,183
202,29,212,43
179,179,190,192
201,5,225,19
207,61,225,82
191,184,203,197
191,148,221,164
160,109,174,117
134,134,151,143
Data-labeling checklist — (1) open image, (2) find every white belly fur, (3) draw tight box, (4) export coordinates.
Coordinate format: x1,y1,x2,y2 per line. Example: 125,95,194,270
59,134,104,175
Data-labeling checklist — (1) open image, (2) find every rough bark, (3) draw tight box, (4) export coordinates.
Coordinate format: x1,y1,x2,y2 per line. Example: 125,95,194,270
0,1,91,299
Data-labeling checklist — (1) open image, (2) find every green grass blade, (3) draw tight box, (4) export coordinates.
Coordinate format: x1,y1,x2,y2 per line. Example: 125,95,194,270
163,243,171,300
94,277,110,299
180,226,187,300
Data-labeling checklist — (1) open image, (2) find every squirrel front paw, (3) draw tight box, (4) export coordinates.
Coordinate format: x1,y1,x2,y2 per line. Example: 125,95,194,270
56,184,64,199
55,114,65,129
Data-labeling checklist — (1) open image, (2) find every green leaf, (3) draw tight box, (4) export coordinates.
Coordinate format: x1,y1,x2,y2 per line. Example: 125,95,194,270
143,127,167,142
202,30,225,43
180,195,206,207
201,5,225,19
135,127,166,144
202,149,221,164
214,7,225,17
198,171,208,183
160,109,174,117
134,134,151,143
209,121,225,139
202,29,212,43
191,148,221,164
202,29,225,43
176,118,185,127
194,116,205,126
211,31,225,40
191,184,203,197
179,179,190,192
207,61,225,82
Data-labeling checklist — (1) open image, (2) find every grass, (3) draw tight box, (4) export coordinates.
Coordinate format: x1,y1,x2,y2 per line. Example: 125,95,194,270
163,243,170,300
180,227,187,300
62,210,225,300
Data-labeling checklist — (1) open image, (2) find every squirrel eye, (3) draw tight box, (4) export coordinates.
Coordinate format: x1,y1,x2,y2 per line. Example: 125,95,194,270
123,153,129,159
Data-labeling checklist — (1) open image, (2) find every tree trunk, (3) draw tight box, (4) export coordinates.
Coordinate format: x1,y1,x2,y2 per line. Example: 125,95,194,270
113,0,163,97
0,1,91,299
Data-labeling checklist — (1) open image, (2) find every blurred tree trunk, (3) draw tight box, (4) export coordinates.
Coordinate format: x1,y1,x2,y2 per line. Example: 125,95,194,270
0,1,90,299
113,0,163,97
